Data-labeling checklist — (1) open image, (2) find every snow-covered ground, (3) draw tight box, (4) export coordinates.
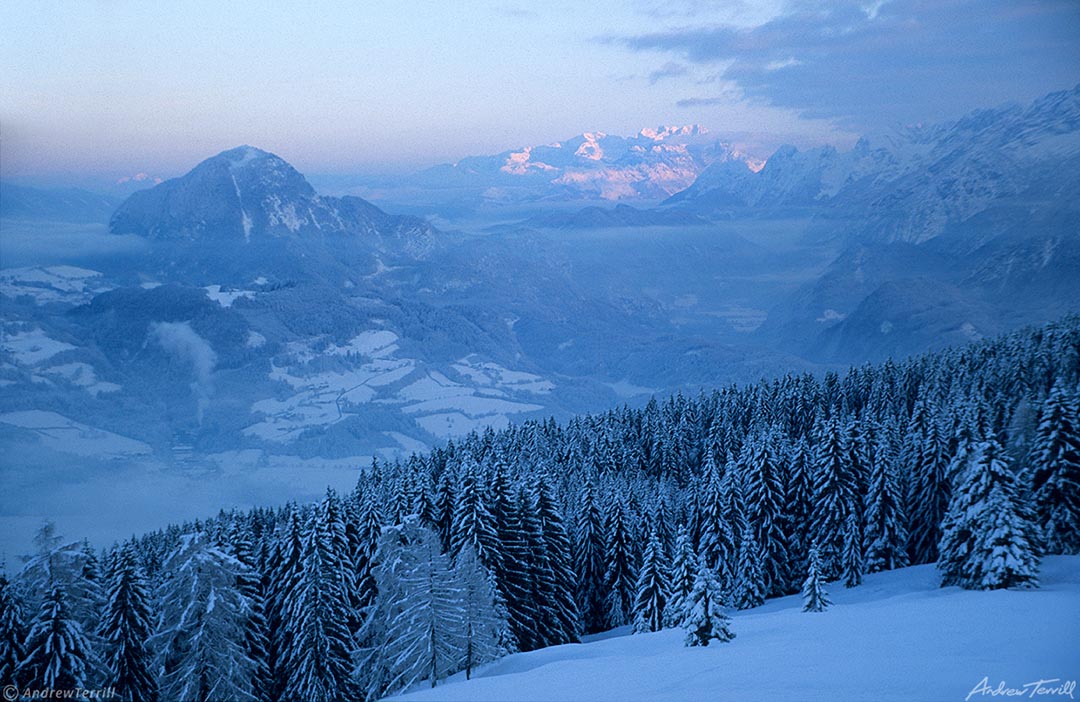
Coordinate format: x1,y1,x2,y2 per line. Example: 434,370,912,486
244,331,552,443
393,557,1080,702
0,265,112,305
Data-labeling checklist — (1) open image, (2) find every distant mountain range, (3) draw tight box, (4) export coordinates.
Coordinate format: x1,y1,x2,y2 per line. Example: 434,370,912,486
343,125,760,213
668,84,1080,245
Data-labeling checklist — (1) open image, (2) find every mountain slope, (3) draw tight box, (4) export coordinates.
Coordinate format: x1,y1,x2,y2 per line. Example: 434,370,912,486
0,182,120,223
393,557,1080,702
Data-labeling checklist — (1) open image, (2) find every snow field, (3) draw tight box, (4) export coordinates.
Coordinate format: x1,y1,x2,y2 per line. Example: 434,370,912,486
393,557,1080,702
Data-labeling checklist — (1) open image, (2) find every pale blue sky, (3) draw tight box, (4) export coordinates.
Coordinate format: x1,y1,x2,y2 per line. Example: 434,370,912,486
2,0,1078,185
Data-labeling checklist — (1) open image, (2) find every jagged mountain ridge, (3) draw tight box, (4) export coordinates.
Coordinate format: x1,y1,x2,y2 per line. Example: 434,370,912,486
365,125,759,208
669,84,1080,245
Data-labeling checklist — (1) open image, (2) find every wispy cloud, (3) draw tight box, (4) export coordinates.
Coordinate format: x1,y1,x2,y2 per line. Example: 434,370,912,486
676,96,728,108
648,62,689,84
622,0,1080,131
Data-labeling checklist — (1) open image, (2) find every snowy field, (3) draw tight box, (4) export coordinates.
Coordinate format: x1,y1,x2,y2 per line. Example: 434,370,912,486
393,557,1080,702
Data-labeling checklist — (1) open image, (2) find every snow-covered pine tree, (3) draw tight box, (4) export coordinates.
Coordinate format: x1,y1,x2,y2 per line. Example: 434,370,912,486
680,556,735,647
907,402,951,564
354,495,383,613
532,477,580,645
19,583,97,690
281,496,359,702
743,431,789,596
976,477,1042,589
434,468,456,553
1030,383,1080,554
810,418,856,577
802,545,830,612
71,540,106,649
98,545,156,702
0,572,28,688
939,439,1041,589
602,497,638,628
783,437,814,589
664,525,697,629
632,530,669,633
453,544,503,680
863,428,909,573
842,514,863,588
697,456,735,586
483,461,520,654
264,509,304,702
733,525,765,609
451,458,500,571
573,479,607,634
152,535,255,702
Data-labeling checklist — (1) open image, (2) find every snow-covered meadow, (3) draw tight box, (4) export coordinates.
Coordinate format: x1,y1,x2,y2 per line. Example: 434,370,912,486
394,557,1080,702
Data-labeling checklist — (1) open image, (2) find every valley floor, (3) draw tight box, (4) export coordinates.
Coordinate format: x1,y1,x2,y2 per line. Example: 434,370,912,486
392,556,1080,702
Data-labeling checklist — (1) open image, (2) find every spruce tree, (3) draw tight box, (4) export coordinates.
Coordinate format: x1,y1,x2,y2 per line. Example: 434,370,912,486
907,404,951,564
532,478,580,645
602,497,638,628
632,531,669,633
841,514,863,588
743,432,789,596
450,459,500,570
783,437,814,589
98,545,156,702
573,480,607,634
939,440,1041,589
497,483,540,652
863,433,909,573
281,499,358,702
19,583,96,690
697,458,736,585
0,572,28,688
802,546,831,613
976,480,1041,589
680,556,735,647
1030,384,1080,554
664,525,697,629
733,525,765,610
810,419,856,577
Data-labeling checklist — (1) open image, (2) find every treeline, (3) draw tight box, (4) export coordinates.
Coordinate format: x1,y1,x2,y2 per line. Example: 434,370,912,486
1,317,1079,701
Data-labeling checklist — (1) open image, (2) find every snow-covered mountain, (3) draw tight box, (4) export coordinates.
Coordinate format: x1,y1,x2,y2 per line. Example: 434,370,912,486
358,126,756,210
111,146,437,249
671,84,1080,244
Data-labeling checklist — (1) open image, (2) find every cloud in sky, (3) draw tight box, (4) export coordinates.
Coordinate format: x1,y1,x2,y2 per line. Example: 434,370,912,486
648,62,690,84
624,0,1080,131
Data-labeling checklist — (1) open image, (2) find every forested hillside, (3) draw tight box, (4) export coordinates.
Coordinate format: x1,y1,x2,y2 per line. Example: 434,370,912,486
2,316,1078,700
